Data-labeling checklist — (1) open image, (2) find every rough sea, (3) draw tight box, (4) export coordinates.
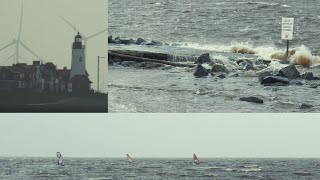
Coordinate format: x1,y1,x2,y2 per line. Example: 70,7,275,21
108,0,320,112
1,157,320,179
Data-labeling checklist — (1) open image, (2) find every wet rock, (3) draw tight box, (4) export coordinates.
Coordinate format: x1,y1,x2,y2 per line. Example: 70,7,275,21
135,38,146,45
279,60,290,64
289,80,303,86
239,96,264,104
261,76,290,86
258,71,273,81
211,64,228,73
301,72,314,80
309,84,318,88
300,103,314,109
115,38,135,45
108,36,115,43
239,61,254,71
212,73,227,79
314,77,320,80
121,61,135,67
230,73,239,77
279,65,300,79
193,65,209,78
195,53,212,64
145,40,163,46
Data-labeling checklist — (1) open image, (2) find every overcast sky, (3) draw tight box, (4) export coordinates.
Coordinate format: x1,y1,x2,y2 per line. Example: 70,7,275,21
0,0,107,92
0,113,320,158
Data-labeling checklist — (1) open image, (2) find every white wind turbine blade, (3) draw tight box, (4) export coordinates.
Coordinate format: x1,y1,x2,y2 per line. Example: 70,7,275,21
60,16,86,40
19,41,42,60
16,2,24,63
86,28,107,40
17,3,23,41
0,40,15,52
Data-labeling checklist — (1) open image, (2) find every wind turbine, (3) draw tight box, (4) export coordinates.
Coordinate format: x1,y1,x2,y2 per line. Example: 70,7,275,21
0,2,43,64
60,16,107,61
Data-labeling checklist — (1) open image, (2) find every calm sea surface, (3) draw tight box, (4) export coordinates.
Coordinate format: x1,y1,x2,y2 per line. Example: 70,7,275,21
1,158,320,179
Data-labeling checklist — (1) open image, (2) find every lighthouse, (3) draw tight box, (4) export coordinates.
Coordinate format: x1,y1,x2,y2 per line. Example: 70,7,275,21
68,32,92,93
70,32,86,78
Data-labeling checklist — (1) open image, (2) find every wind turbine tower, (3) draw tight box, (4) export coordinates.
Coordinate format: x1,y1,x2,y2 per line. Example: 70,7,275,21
0,3,42,64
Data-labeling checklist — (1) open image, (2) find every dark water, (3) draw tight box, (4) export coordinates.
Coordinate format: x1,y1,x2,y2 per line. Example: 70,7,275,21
108,0,320,113
108,0,320,54
1,158,320,179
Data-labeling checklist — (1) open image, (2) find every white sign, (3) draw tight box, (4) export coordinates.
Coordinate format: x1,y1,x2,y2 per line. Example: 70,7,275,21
281,17,294,40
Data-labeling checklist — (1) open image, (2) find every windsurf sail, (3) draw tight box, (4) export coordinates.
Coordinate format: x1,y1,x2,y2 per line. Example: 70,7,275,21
193,153,200,164
127,154,133,163
56,152,64,166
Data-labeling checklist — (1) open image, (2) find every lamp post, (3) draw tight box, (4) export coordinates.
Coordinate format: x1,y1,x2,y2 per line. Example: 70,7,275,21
97,56,106,92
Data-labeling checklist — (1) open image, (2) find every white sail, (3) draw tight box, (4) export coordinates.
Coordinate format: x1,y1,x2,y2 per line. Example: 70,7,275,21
193,153,200,164
127,154,133,163
56,152,64,166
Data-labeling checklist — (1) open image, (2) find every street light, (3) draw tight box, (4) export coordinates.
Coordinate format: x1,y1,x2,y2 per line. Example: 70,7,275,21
97,56,106,92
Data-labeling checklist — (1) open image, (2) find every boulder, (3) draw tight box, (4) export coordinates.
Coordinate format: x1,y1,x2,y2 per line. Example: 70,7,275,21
211,64,228,73
115,38,135,45
135,38,146,45
261,76,290,86
216,73,226,79
279,65,300,79
145,40,163,46
195,53,212,64
239,96,264,104
108,36,114,43
193,65,209,78
309,84,318,88
300,103,314,109
301,72,314,80
289,80,303,86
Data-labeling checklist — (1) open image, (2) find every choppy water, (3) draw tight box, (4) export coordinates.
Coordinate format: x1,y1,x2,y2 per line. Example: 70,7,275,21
1,158,320,179
108,0,320,113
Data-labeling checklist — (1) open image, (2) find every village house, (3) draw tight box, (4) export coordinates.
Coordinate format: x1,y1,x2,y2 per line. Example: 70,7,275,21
0,61,92,93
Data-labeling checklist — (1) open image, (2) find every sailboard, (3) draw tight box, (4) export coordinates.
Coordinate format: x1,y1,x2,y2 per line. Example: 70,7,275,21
56,152,65,166
127,154,133,163
193,153,200,165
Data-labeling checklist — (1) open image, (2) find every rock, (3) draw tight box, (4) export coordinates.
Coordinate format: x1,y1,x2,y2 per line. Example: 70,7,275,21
289,80,303,86
279,60,290,64
145,40,163,46
195,53,212,64
258,71,273,81
135,38,146,45
239,61,254,71
214,73,227,78
279,65,300,79
193,65,209,78
121,61,135,67
261,76,290,86
230,73,239,77
300,103,314,109
115,38,135,45
301,72,314,80
108,36,114,43
239,96,264,104
211,64,228,73
314,77,320,80
309,84,318,88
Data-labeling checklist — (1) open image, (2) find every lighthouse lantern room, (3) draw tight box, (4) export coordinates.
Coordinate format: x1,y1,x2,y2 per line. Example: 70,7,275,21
70,32,86,78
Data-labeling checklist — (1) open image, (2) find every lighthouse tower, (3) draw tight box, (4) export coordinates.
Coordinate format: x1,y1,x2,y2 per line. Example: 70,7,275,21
70,32,86,79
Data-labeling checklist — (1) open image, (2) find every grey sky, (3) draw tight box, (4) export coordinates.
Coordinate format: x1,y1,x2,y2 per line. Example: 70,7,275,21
0,0,107,92
0,114,319,158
